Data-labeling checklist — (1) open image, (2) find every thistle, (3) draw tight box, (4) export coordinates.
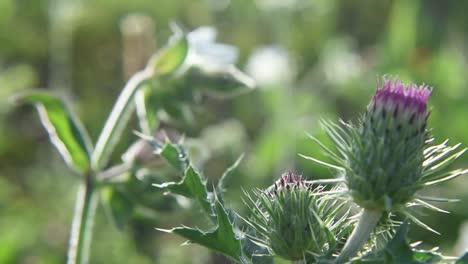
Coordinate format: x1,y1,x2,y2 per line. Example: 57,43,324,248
301,77,467,263
240,172,349,262
349,78,432,210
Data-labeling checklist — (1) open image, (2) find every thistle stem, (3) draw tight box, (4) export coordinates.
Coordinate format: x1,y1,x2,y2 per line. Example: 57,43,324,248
67,180,98,264
335,208,382,264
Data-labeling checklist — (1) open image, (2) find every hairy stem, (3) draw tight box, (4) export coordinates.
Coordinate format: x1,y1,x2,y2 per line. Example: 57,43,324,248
67,180,98,264
335,208,382,264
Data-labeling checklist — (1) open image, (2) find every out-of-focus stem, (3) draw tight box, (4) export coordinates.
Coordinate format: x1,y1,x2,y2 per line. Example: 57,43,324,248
335,209,382,264
120,14,157,135
67,179,98,264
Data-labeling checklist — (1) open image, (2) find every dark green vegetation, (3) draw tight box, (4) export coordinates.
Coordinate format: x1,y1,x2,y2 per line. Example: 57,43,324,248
1,0,468,263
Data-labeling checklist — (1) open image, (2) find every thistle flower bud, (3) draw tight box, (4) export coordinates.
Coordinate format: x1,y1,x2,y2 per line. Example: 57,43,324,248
242,172,346,261
347,77,432,211
303,76,467,262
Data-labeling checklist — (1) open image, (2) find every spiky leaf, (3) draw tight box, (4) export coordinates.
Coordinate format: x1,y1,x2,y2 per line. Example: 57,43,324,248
160,142,189,172
217,154,244,193
154,166,211,214
157,198,242,261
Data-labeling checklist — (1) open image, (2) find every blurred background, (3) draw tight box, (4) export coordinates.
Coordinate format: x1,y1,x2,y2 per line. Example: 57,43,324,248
1,0,468,263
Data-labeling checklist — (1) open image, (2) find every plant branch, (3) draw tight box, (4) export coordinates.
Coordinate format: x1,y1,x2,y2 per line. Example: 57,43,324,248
91,69,153,170
97,162,133,182
335,208,382,264
67,179,98,264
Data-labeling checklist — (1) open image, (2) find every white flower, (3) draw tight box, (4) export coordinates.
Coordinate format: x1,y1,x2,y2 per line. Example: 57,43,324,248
245,45,296,86
185,26,239,66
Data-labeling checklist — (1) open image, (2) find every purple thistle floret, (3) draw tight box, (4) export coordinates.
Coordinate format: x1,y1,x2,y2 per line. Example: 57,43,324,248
345,77,435,210
271,171,313,194
372,77,432,118
244,171,334,261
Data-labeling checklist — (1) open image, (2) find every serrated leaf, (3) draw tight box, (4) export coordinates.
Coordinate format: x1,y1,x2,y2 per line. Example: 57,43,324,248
92,70,152,169
157,198,242,261
241,233,272,264
154,166,211,214
151,25,188,76
160,142,189,172
217,154,244,193
352,222,442,264
13,90,92,173
102,187,134,229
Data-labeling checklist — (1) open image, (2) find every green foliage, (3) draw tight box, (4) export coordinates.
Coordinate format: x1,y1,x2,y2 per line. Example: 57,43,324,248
4,1,468,264
149,136,253,262
352,223,442,264
151,24,188,76
240,177,350,262
457,252,468,264
102,186,134,229
154,166,212,215
160,142,189,172
304,119,466,232
12,91,92,173
91,70,152,170
135,84,159,134
92,25,191,170
9,21,255,264
217,154,244,193
157,198,242,262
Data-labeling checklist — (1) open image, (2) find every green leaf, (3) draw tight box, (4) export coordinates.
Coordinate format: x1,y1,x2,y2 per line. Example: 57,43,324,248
157,198,242,261
13,90,92,173
102,187,134,229
456,252,468,264
154,166,211,214
217,154,244,193
160,142,189,172
185,64,255,99
92,70,152,170
352,222,442,264
135,84,159,135
151,24,188,76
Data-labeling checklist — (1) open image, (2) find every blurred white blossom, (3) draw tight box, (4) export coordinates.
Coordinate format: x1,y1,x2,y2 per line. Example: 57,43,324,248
186,26,239,66
321,38,363,85
245,46,296,86
179,25,255,97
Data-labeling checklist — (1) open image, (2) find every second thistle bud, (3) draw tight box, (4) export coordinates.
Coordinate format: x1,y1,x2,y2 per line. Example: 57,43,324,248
242,172,345,261
347,78,432,211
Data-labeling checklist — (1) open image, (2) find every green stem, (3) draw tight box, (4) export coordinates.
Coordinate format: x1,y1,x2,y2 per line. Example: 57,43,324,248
91,69,153,170
335,208,382,264
67,180,98,264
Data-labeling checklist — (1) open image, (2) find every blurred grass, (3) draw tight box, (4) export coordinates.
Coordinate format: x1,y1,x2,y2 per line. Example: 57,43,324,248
1,0,468,263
